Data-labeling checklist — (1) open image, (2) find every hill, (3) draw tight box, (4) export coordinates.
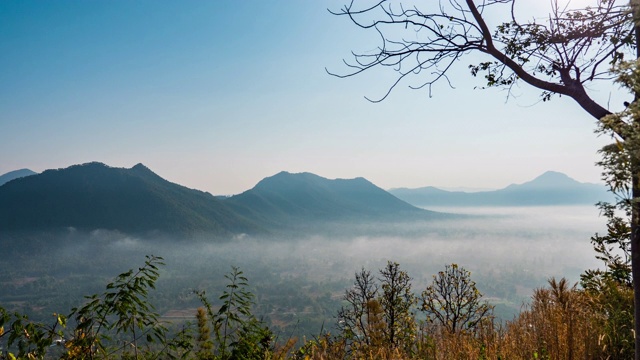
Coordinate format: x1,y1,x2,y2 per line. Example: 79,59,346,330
0,163,445,237
0,162,262,236
0,168,37,186
225,171,443,227
389,171,613,207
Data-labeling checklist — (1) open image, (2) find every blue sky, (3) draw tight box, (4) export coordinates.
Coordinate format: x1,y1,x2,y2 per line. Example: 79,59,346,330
0,0,620,194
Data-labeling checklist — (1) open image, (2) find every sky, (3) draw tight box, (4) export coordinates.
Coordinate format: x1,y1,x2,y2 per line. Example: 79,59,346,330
0,0,625,195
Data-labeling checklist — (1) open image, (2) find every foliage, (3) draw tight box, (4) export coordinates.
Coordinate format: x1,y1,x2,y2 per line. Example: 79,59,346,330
332,1,640,355
336,268,378,352
420,264,493,334
64,255,179,359
500,278,600,360
330,0,632,116
336,262,498,358
585,277,634,358
591,60,640,236
194,267,273,360
336,262,417,357
0,306,65,359
575,58,640,359
0,255,193,360
378,261,416,353
195,307,213,360
2,256,637,359
324,276,633,359
0,259,276,360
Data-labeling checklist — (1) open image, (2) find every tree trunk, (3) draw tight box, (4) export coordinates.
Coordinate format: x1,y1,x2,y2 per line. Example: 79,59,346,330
634,2,640,358
633,178,640,360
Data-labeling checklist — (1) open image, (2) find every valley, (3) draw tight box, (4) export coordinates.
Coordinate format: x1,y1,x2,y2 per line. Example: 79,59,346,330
0,163,609,341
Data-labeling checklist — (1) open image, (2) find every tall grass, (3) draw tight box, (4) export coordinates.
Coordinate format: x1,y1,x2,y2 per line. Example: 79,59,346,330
301,278,633,360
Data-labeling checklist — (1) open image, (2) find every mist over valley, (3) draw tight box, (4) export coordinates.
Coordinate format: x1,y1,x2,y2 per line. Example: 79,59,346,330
0,163,608,339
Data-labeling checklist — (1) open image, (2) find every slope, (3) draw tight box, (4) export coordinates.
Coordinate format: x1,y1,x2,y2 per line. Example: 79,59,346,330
0,162,262,236
225,171,443,226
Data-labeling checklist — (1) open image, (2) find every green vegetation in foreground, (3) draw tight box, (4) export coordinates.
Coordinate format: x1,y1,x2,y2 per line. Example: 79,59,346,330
0,256,633,359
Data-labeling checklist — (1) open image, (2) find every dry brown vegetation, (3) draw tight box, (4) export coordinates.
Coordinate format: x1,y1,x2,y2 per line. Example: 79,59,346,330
299,277,633,360
1,261,633,360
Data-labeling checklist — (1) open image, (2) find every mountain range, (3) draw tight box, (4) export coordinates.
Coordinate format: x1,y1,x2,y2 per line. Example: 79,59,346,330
0,163,437,237
389,171,613,207
0,164,612,237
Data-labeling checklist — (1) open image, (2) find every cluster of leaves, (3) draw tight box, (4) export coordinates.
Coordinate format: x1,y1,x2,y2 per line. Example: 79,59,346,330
0,306,66,359
331,0,634,104
479,0,634,91
0,258,276,360
64,255,173,358
576,58,640,359
0,255,194,360
193,267,273,360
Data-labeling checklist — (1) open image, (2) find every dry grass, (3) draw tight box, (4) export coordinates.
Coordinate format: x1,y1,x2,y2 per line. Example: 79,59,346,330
298,278,632,360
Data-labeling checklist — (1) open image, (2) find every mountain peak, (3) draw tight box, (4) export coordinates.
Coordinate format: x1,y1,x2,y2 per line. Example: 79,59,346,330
130,163,156,176
0,168,38,187
533,170,574,181
255,171,322,189
515,171,579,189
228,171,431,223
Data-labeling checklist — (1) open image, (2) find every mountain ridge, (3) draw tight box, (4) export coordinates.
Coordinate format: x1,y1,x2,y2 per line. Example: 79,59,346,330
389,171,612,207
0,162,263,236
0,163,440,237
224,170,442,228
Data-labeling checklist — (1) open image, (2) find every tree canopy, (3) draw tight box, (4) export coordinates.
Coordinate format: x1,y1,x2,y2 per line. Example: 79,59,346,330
330,0,634,119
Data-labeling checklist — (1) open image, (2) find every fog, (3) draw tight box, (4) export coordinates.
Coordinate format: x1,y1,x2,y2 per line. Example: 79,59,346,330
1,205,608,337
178,205,604,283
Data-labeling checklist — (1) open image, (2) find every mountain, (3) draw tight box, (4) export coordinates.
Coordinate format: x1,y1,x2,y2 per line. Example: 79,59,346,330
224,171,442,226
0,168,37,186
389,171,613,207
0,162,262,236
0,163,443,237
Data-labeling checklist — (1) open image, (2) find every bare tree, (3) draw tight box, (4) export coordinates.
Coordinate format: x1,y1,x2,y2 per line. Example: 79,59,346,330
337,262,417,355
421,263,493,333
337,268,379,351
331,0,640,356
378,261,416,353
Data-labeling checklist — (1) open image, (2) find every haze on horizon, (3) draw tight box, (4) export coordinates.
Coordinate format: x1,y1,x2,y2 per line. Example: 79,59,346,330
0,1,618,195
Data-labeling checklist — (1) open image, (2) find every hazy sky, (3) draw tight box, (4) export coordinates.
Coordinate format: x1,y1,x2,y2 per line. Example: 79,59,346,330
0,0,624,195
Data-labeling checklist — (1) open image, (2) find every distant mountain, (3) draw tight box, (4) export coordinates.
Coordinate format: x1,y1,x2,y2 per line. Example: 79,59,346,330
224,171,443,226
0,162,262,236
0,168,37,186
389,171,613,207
0,163,446,237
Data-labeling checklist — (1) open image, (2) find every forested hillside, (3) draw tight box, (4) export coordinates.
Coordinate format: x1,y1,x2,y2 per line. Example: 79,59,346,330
0,163,446,237
0,162,262,235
